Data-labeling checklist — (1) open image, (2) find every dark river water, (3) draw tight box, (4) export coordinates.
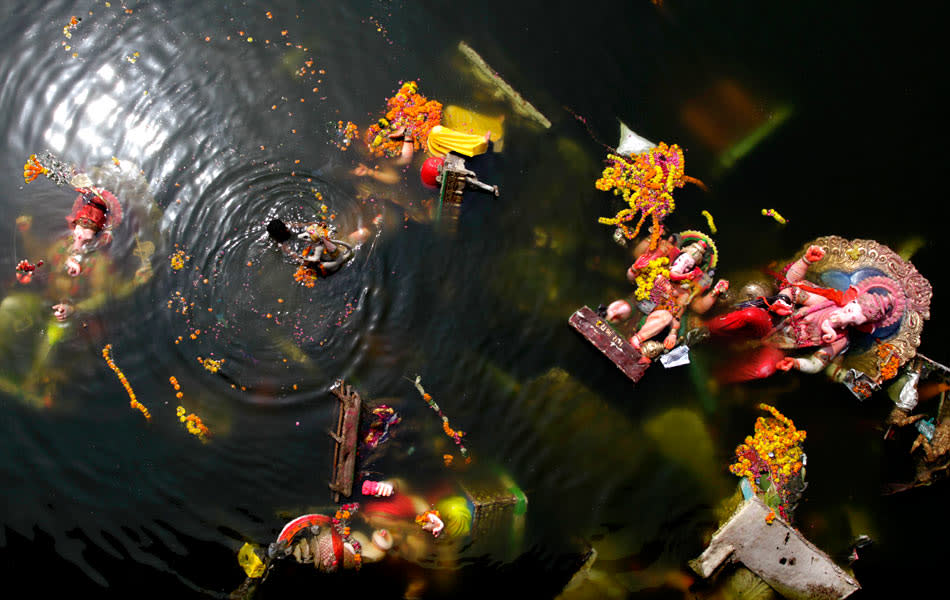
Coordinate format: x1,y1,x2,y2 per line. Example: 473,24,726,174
1,1,946,598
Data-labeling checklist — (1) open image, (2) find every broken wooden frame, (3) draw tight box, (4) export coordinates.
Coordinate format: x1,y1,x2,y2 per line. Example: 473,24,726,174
329,380,362,502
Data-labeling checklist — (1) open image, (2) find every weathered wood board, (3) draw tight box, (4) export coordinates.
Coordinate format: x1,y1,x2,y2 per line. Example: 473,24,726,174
329,380,361,502
569,306,650,383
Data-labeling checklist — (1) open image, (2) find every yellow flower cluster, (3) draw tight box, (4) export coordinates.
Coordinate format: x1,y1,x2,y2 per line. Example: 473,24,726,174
170,249,188,270
729,404,805,495
102,344,150,420
634,256,670,301
701,209,717,234
201,357,223,374
761,208,787,225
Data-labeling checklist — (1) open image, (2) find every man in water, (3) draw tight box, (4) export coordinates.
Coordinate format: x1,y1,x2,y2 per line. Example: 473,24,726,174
266,218,354,276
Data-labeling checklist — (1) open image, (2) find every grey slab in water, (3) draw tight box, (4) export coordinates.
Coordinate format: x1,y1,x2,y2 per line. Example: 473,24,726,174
690,497,860,600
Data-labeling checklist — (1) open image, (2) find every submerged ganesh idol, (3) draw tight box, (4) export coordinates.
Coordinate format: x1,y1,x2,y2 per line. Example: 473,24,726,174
607,231,728,352
569,230,728,383
707,236,932,391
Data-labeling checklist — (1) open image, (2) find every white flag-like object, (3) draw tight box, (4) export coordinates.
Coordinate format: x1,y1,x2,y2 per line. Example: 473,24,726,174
616,121,656,157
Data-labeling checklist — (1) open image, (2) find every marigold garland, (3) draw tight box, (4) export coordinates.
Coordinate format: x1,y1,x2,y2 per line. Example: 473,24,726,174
169,378,211,442
102,344,150,420
364,81,442,158
23,154,48,184
761,208,787,225
410,375,471,465
876,343,901,381
728,404,806,522
634,256,670,301
595,143,703,249
293,264,318,288
332,503,362,569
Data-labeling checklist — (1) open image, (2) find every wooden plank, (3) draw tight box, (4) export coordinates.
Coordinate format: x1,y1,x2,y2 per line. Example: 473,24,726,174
329,381,362,502
568,306,650,383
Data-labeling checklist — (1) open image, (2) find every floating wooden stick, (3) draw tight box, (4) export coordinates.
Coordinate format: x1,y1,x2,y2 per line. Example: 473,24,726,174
457,41,551,129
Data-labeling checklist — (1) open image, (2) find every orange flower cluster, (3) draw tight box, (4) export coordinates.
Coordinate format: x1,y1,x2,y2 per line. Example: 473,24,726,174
170,375,184,399
333,120,359,151
876,343,900,381
415,509,441,527
596,143,703,249
851,380,874,399
23,154,48,184
102,344,150,420
293,264,317,288
729,404,806,521
364,81,442,158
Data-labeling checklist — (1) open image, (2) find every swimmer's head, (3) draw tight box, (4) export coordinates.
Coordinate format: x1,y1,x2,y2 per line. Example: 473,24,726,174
266,219,292,243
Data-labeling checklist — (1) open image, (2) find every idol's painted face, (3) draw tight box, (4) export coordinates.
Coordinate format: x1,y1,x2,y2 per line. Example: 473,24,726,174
670,252,696,276
73,224,96,246
829,300,866,328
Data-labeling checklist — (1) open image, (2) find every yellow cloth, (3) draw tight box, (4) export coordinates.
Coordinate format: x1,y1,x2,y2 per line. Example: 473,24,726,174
441,105,505,152
238,542,266,578
427,126,489,158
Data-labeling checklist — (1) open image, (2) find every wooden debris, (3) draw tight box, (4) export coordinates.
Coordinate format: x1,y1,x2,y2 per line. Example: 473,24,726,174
457,41,551,129
568,306,651,383
329,380,361,502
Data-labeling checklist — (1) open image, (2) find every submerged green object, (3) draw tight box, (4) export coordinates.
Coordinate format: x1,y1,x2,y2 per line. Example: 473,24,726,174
435,496,473,538
457,41,551,129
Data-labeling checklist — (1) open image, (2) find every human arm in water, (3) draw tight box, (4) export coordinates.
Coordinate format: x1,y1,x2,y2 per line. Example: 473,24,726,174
350,128,414,181
351,162,402,185
310,239,353,275
775,337,849,374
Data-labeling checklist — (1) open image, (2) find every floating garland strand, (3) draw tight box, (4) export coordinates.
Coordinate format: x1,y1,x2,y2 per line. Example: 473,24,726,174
409,375,471,465
170,376,211,442
23,151,75,187
333,503,362,569
761,208,787,224
102,344,150,420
